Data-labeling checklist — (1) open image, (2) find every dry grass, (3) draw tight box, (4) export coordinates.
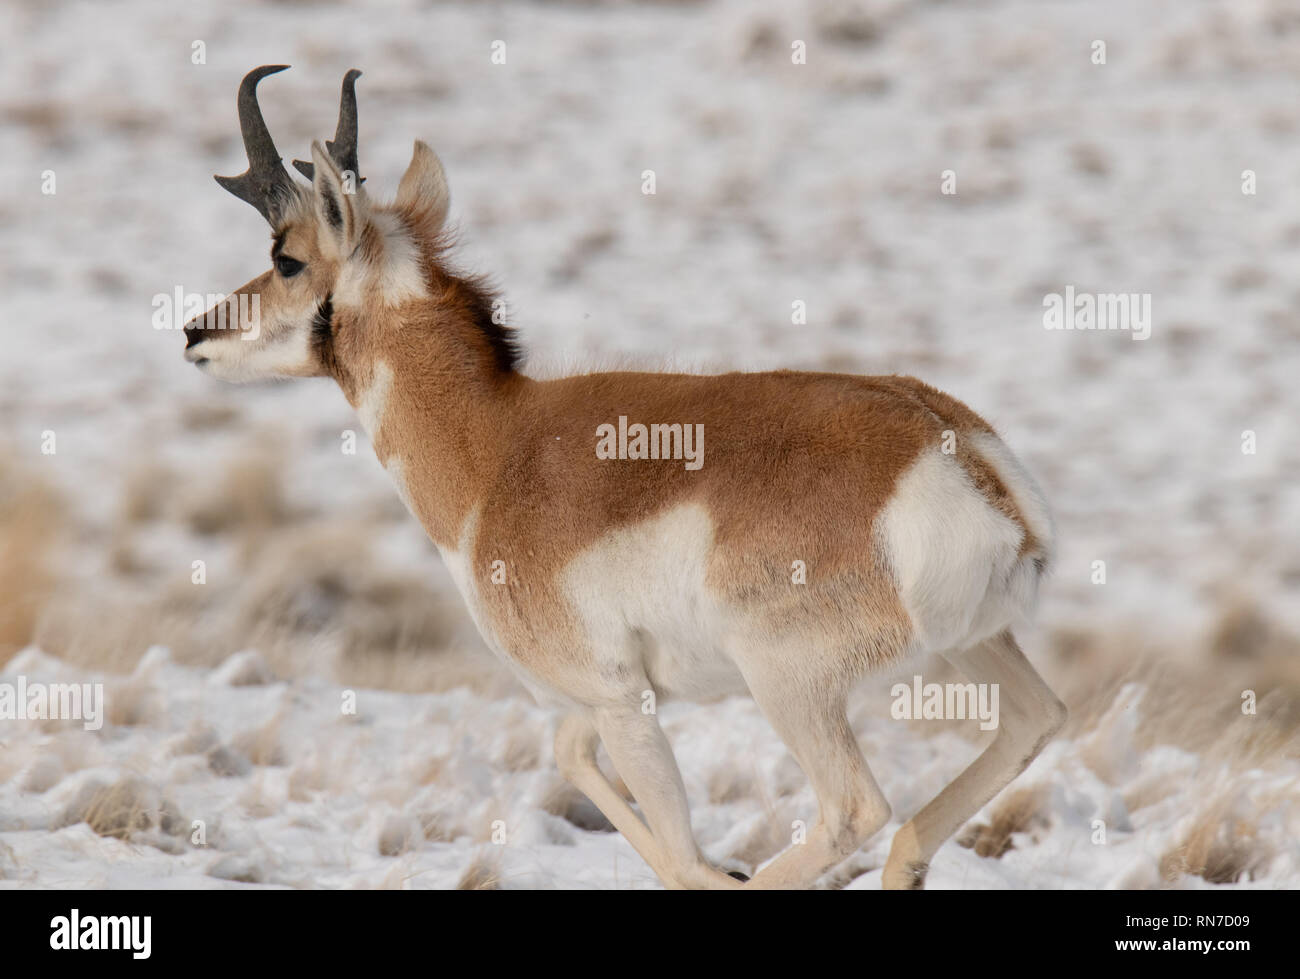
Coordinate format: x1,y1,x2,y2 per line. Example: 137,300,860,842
957,785,1049,858
226,521,495,690
119,460,176,525
418,810,456,844
178,400,242,432
1018,603,1300,886
455,849,503,890
813,0,897,47
1159,791,1282,885
378,814,421,857
34,593,214,674
104,676,163,727
413,754,448,788
233,715,288,767
1210,599,1296,662
55,776,185,843
335,644,509,697
181,451,288,538
0,840,17,880
1047,602,1300,766
207,745,251,778
1122,771,1184,814
25,440,501,696
499,728,542,773
0,452,63,664
287,758,329,802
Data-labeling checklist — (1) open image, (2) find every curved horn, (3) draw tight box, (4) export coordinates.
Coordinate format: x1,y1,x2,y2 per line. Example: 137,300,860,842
293,69,364,185
215,65,299,225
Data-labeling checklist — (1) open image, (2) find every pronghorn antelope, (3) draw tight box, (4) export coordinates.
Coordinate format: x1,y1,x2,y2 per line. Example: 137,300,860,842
184,66,1067,890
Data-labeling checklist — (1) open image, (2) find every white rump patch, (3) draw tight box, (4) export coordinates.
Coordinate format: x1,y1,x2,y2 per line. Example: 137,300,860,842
966,430,1056,564
877,447,1038,653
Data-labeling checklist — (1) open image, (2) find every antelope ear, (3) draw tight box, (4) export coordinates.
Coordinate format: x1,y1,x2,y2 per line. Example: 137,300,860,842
310,140,363,254
395,141,450,235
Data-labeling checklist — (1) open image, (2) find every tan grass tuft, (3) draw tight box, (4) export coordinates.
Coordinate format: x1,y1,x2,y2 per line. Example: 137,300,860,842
233,714,288,767
455,849,502,890
0,453,63,664
500,729,542,773
56,776,183,841
1159,797,1275,886
182,451,288,537
119,461,176,525
957,785,1048,858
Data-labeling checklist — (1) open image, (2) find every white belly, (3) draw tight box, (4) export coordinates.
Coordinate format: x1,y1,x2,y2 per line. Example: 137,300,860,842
561,502,749,703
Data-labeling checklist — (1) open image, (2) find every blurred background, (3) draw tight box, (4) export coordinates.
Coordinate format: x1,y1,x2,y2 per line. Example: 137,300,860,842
0,0,1297,888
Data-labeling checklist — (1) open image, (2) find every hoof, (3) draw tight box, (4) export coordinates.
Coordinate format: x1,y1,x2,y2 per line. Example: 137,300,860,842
727,870,751,882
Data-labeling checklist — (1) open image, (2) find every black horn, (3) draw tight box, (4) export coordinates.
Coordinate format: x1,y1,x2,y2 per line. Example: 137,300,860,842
215,65,299,225
293,69,364,185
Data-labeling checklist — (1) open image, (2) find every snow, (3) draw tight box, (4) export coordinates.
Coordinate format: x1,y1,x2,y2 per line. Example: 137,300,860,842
3,648,1296,889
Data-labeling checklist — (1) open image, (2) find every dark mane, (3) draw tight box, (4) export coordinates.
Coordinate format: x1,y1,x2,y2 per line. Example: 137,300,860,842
459,273,522,374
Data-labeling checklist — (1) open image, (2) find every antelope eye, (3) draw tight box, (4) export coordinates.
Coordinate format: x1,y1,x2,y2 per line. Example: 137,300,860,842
275,255,305,278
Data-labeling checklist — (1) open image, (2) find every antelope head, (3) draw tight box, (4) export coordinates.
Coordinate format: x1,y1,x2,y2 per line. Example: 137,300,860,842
183,65,451,384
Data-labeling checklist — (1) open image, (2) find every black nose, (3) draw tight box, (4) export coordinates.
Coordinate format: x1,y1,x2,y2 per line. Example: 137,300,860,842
184,324,204,348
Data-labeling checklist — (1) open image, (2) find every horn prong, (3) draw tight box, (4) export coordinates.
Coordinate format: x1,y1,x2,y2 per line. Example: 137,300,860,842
214,65,299,225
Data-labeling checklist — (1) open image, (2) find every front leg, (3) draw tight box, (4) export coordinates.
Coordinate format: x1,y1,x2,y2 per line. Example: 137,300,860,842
554,709,739,890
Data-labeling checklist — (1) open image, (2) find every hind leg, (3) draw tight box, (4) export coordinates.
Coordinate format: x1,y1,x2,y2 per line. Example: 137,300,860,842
883,631,1066,889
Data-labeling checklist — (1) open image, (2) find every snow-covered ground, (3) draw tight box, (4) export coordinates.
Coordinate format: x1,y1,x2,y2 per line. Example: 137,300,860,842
4,645,1295,889
1,0,1298,888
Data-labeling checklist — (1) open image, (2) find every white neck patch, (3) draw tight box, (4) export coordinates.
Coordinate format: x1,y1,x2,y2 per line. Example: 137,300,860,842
357,360,394,443
334,210,429,309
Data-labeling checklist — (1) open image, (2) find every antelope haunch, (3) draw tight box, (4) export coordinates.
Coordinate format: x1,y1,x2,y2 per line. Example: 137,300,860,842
183,66,1067,889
